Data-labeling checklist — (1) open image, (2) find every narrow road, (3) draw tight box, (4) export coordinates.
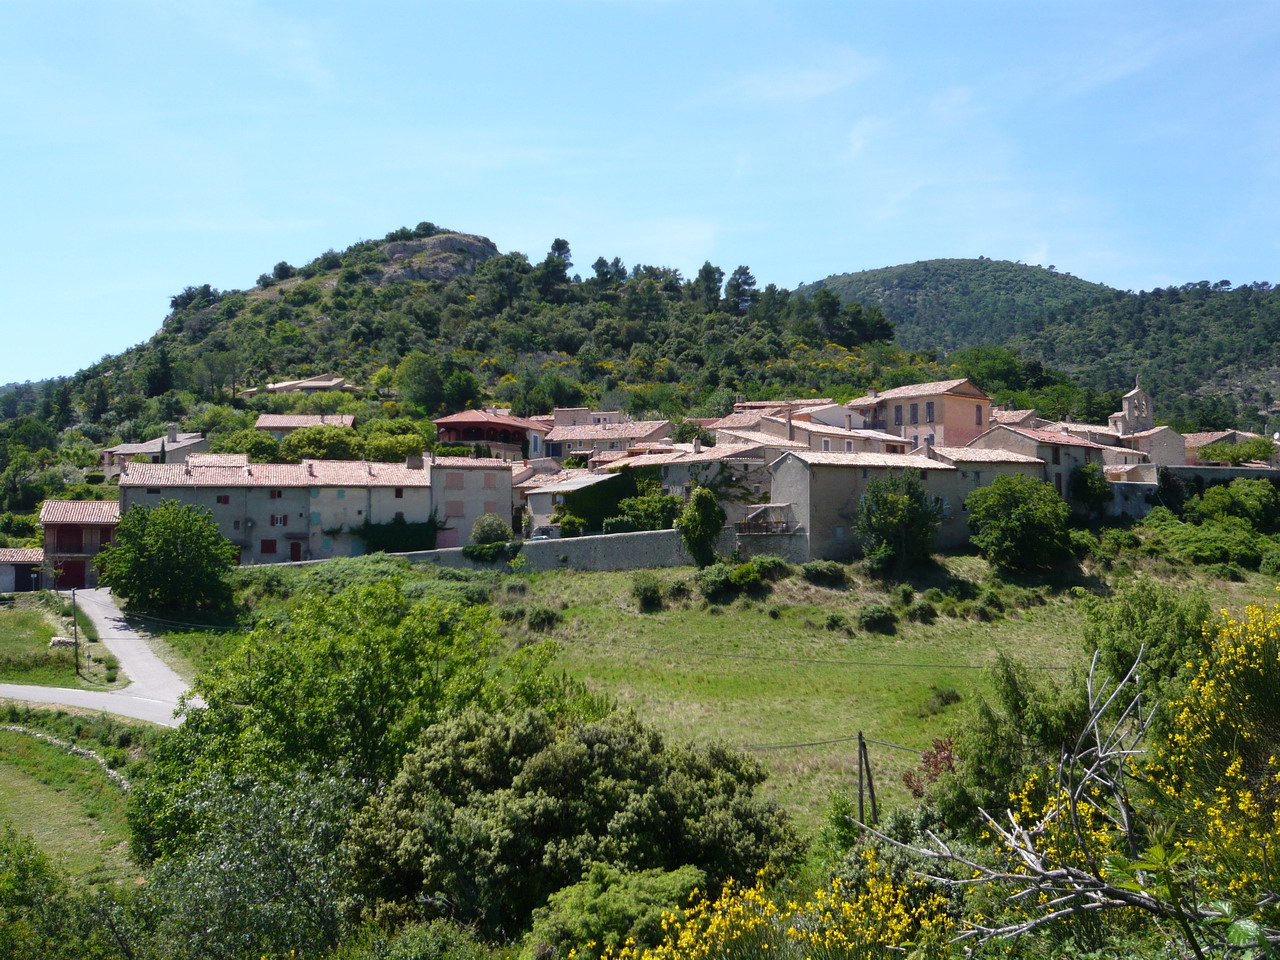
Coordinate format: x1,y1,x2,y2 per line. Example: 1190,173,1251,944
0,589,190,727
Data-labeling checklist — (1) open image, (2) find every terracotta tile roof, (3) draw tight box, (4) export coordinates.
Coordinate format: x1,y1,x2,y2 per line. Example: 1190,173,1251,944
430,457,514,468
514,469,591,491
759,416,905,443
104,432,204,456
186,453,250,467
120,459,436,488
1182,430,1242,448
0,548,44,563
40,500,121,525
1128,426,1179,439
681,443,762,462
930,447,1043,464
733,398,832,410
784,451,954,470
708,410,771,430
433,409,549,432
544,420,671,442
254,414,356,430
1005,427,1111,450
848,378,981,407
991,408,1038,425
715,429,808,449
523,473,618,495
604,452,688,469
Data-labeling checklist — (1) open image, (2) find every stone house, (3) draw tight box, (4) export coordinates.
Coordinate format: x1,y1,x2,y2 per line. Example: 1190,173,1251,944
101,425,208,479
846,378,992,450
118,452,511,561
39,500,120,588
965,425,1120,499
241,374,361,398
433,409,550,460
543,415,672,460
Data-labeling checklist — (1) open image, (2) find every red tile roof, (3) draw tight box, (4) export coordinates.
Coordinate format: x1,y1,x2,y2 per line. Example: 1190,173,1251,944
848,378,983,407
1005,427,1111,449
785,451,954,469
254,414,356,430
0,548,43,563
39,500,121,525
930,447,1043,464
121,459,432,488
433,409,549,433
544,420,670,442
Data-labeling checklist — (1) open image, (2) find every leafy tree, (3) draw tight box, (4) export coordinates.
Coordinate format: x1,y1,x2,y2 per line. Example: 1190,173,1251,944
396,351,446,413
614,493,685,531
94,499,237,611
966,473,1071,571
723,265,758,316
209,427,281,462
278,424,364,462
272,260,296,281
853,469,945,574
1184,477,1280,531
341,707,799,935
1067,461,1113,519
674,486,725,567
1195,436,1276,464
692,261,724,313
471,512,512,544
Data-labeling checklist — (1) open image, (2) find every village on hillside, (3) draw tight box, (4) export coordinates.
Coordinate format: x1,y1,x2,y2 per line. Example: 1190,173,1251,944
4,373,1273,592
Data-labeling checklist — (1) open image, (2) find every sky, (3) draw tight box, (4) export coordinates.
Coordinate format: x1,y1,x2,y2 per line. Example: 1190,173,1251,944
2,0,1279,386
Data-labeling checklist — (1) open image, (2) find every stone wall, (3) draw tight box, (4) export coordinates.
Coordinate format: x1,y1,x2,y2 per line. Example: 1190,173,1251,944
1105,481,1159,519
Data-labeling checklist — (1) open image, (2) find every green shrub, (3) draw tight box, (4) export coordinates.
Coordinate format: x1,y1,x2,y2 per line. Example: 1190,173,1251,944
1204,561,1246,582
631,572,664,612
749,554,793,581
857,604,896,633
695,563,736,601
980,590,1005,613
918,686,961,717
825,612,849,632
497,606,526,623
1261,551,1280,577
666,578,691,601
1069,528,1100,559
471,513,513,545
801,560,846,587
923,587,945,604
462,541,520,564
728,562,763,594
1146,515,1264,569
1099,528,1141,555
529,863,706,960
526,606,561,631
906,598,937,623
603,516,639,535
893,583,914,606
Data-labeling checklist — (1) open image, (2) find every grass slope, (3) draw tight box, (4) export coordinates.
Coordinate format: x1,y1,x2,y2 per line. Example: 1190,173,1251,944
0,600,123,688
0,728,135,886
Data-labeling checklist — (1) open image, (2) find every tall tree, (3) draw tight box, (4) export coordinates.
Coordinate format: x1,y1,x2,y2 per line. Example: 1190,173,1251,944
723,265,758,316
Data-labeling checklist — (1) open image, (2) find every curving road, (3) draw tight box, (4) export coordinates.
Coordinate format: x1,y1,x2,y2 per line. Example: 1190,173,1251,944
0,589,189,727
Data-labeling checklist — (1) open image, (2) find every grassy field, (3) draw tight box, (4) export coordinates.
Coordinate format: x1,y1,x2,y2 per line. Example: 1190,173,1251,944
0,598,121,688
0,728,135,886
494,557,1280,834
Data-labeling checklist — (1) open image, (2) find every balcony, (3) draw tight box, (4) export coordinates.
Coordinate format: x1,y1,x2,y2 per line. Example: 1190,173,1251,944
735,520,793,535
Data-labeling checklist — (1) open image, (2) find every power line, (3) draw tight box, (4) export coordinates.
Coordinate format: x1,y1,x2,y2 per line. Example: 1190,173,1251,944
744,733,926,754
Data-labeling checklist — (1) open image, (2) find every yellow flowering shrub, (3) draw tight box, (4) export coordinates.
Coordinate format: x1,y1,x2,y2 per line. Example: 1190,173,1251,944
589,853,954,960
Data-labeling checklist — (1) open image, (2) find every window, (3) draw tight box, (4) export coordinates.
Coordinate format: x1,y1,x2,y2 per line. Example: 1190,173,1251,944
233,520,241,530
269,489,283,500
834,525,845,541
974,471,982,485
261,539,278,554
862,468,869,479
912,435,919,448
394,511,404,522
910,403,919,424
445,500,465,518
483,472,497,489
270,514,288,527
484,500,499,514
147,488,160,494
1084,450,1092,464
822,438,831,451
894,405,903,426
216,494,230,505
1052,447,1061,465
975,404,983,426
445,471,464,489
926,401,935,423
845,440,854,451
1054,473,1063,495
336,489,345,500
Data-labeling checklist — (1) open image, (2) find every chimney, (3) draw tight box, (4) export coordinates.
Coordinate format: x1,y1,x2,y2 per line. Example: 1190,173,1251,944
429,448,436,463
167,423,178,443
693,435,702,454
405,455,424,470
869,387,878,398
787,409,794,442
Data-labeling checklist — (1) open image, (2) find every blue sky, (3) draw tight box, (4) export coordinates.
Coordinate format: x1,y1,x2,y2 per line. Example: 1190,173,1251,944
3,1,1278,386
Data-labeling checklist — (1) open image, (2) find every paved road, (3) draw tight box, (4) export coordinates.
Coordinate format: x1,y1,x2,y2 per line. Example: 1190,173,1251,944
0,589,190,727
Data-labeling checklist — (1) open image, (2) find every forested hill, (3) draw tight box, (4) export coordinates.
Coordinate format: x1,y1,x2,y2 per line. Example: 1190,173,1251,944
804,259,1280,419
799,258,1115,353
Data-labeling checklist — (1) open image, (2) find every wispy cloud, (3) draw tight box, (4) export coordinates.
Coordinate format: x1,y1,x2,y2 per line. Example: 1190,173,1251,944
719,46,877,105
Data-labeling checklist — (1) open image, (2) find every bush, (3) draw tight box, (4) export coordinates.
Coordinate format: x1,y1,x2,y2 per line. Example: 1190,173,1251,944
1069,528,1100,559
801,560,846,587
748,554,793,581
853,469,945,575
1261,551,1280,577
526,606,561,631
694,562,735,601
674,487,725,567
825,612,849,632
857,604,896,634
631,572,664,612
557,512,586,538
1204,562,1246,582
728,562,763,594
529,863,706,960
906,598,937,623
1099,528,1141,555
893,583,914,605
603,516,639,535
462,541,520,564
471,513,513,545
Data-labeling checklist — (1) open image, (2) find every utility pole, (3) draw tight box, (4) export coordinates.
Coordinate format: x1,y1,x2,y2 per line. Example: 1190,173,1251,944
71,587,80,678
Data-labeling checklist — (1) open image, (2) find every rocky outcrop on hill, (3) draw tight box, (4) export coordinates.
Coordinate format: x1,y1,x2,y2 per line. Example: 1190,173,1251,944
380,233,499,285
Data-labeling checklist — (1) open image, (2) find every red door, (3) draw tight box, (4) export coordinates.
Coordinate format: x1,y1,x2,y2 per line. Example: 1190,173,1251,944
57,560,86,589
290,542,303,562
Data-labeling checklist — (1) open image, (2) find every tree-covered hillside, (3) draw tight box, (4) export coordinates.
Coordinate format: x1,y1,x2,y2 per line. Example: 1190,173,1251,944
807,259,1280,428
